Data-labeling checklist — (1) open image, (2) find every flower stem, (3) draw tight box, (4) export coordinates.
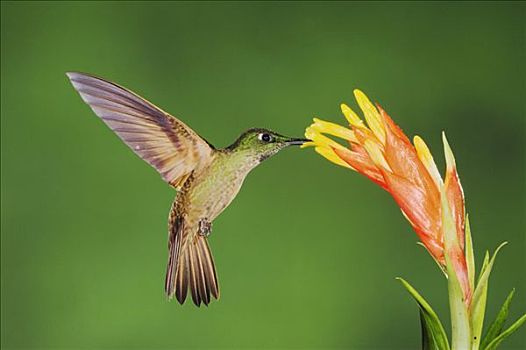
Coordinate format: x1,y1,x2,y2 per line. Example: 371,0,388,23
447,272,472,349
440,185,472,349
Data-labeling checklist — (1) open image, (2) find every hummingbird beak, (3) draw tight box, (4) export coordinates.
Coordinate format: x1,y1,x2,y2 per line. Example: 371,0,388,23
285,138,311,146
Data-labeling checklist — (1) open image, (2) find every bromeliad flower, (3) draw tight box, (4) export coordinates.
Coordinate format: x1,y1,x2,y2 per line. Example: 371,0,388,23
303,90,470,302
303,90,525,350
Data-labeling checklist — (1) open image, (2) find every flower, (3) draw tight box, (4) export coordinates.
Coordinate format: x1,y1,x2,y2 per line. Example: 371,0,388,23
303,90,471,304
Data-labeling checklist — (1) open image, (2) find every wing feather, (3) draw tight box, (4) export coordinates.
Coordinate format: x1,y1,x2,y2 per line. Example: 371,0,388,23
67,72,214,187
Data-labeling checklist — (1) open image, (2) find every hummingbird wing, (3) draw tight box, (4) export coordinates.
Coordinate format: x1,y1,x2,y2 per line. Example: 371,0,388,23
67,72,214,188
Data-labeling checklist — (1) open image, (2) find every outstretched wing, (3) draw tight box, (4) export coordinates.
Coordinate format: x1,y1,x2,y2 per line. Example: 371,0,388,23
67,72,214,188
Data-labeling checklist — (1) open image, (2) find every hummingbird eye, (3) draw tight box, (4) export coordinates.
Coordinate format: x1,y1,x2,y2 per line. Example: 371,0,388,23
258,133,273,143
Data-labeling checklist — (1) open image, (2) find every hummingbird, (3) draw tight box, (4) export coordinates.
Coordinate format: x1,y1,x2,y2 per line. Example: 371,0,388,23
67,72,308,306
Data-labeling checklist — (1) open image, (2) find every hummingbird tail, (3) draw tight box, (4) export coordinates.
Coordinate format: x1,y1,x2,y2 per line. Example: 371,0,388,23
185,237,220,306
165,218,219,306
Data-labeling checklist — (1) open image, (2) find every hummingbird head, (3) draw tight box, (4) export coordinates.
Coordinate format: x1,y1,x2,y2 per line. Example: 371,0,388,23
226,128,309,163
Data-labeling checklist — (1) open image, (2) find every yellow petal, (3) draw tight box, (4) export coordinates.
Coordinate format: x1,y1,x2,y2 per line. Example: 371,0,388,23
314,146,353,169
414,135,442,186
304,125,319,140
340,103,364,127
363,139,391,170
311,118,357,143
354,89,386,144
305,125,347,151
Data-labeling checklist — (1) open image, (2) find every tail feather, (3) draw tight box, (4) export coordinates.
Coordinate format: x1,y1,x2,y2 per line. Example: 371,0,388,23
165,217,183,298
165,217,219,306
194,246,210,305
187,247,200,305
175,255,188,304
197,237,219,298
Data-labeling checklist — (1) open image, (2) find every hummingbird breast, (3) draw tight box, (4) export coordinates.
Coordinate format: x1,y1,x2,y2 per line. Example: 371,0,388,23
179,151,256,227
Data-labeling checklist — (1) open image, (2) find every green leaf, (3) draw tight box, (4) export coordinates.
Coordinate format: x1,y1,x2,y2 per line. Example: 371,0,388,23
465,215,475,292
480,289,515,349
397,278,450,350
470,242,507,348
475,243,506,297
478,251,490,283
470,242,507,350
483,313,526,350
420,310,434,350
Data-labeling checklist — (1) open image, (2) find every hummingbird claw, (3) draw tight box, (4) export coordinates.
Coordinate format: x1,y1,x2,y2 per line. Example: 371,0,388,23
198,219,212,237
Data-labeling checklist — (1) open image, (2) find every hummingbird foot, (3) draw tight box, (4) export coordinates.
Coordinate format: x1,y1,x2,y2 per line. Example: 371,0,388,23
198,219,212,237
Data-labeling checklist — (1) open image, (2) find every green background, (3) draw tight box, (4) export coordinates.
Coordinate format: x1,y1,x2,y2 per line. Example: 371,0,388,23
1,1,525,349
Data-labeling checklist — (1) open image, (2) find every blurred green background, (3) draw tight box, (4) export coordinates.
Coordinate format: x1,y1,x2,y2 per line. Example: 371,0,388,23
1,1,524,349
